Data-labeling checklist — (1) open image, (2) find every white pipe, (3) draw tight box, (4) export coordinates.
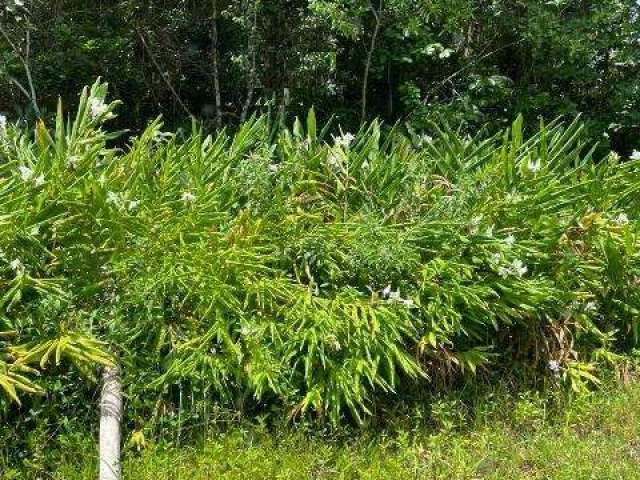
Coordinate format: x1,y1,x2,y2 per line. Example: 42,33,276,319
99,365,122,480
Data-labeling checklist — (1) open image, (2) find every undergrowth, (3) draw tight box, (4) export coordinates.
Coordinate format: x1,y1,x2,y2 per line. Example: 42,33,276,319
1,80,640,444
6,377,640,479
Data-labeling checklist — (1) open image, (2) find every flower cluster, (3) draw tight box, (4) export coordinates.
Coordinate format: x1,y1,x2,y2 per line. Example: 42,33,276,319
18,166,45,187
584,301,598,313
9,258,25,275
67,155,81,168
468,216,483,235
527,158,541,173
380,285,415,307
614,213,629,225
181,191,196,203
333,132,355,148
106,191,139,211
416,134,433,148
504,234,516,246
268,163,280,174
326,151,342,169
89,97,108,119
497,259,528,278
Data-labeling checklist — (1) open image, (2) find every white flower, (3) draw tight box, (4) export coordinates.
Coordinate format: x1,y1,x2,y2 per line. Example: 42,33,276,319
511,259,528,277
615,213,629,225
498,258,528,278
485,225,494,238
9,258,24,273
497,265,510,278
439,48,454,59
181,191,196,203
527,158,541,173
417,134,433,147
327,152,341,168
0,114,7,132
548,360,561,374
504,234,516,246
491,252,502,264
106,191,123,208
386,288,415,307
30,225,40,236
34,174,45,187
67,155,81,168
89,97,108,118
128,199,140,211
468,216,482,235
333,132,355,148
381,284,392,299
18,165,33,181
268,163,280,174
630,150,640,161
584,301,598,313
18,166,44,187
327,335,342,351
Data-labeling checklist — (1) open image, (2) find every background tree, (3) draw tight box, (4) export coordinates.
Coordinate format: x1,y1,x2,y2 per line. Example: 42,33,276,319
0,0,637,151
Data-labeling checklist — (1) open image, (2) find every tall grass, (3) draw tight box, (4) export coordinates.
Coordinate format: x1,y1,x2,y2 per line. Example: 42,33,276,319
1,80,640,428
42,381,640,480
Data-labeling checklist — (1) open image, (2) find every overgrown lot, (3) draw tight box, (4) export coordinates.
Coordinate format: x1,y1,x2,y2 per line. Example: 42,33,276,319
11,380,640,479
2,82,640,469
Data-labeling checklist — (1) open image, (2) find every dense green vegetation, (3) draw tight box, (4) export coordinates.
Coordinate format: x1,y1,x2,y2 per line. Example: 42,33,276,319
9,379,640,479
0,1,638,153
1,1,639,476
1,81,640,474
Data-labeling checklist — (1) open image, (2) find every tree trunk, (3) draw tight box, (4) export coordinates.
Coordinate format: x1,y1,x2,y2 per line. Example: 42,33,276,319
278,87,290,126
99,365,122,480
211,0,222,130
360,0,383,124
240,1,260,123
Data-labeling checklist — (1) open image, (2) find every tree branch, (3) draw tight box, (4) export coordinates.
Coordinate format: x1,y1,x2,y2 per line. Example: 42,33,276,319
360,0,383,124
137,28,194,119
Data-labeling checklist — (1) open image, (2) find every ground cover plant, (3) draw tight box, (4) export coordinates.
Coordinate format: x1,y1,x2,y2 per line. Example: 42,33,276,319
26,379,640,480
1,81,640,471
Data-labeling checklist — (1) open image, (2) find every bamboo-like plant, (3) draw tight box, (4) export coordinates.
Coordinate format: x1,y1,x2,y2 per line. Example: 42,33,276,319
1,80,640,429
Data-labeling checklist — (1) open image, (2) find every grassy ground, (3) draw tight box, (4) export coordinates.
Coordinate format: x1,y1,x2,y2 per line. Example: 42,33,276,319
34,380,640,480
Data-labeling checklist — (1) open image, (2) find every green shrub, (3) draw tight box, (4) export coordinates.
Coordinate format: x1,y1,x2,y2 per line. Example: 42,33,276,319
1,81,640,429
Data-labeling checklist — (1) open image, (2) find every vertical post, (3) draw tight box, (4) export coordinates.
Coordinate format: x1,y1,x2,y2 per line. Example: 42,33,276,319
99,365,122,480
